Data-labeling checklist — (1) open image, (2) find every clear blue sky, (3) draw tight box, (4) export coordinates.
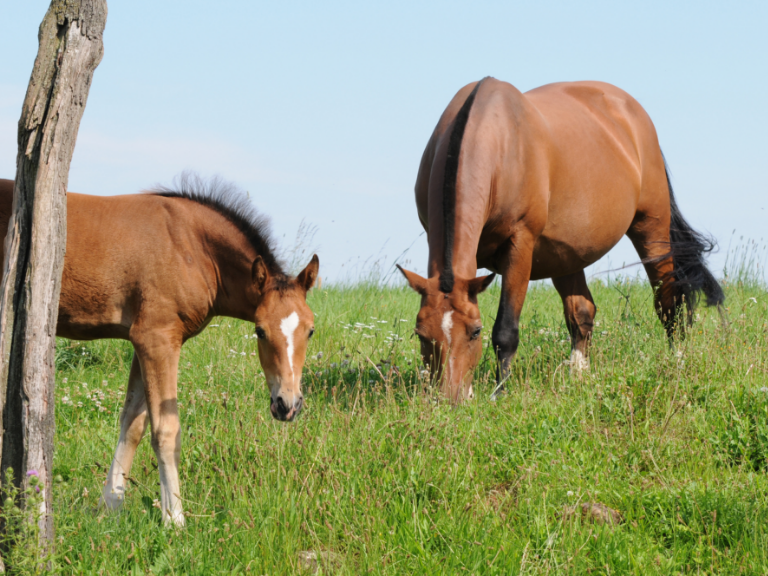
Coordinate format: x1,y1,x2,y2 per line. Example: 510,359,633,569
2,1,766,283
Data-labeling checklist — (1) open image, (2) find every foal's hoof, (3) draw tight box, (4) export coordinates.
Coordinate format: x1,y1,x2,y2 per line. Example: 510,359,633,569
99,488,126,512
163,510,186,528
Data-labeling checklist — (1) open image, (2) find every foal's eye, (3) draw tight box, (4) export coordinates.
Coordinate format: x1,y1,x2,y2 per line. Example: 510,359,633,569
308,328,315,339
470,326,482,340
255,327,266,340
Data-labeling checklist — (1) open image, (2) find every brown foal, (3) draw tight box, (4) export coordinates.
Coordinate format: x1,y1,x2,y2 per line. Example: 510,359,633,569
399,77,723,402
0,176,318,526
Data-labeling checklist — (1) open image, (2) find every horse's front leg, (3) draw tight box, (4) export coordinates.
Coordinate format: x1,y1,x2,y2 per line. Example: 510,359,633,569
101,352,148,510
132,329,184,527
490,234,534,400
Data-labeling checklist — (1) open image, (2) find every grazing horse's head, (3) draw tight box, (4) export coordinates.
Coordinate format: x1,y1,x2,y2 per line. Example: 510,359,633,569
397,266,495,403
251,255,319,421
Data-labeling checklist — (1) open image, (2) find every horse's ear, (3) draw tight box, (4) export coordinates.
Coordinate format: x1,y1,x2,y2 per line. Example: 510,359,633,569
468,273,496,299
251,256,270,292
397,265,428,296
296,254,319,293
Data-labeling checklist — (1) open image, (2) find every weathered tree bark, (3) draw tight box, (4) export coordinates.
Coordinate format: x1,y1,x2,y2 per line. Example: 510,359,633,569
0,0,107,552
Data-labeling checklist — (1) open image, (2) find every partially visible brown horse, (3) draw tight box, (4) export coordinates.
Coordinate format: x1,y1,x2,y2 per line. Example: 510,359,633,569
398,77,723,402
0,175,319,526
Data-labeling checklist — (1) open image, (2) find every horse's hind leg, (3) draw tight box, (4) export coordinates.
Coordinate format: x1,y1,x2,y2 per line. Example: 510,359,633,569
627,217,684,338
101,352,148,511
552,271,596,375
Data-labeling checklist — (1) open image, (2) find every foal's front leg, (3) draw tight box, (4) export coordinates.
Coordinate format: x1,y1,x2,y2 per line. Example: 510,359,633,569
490,234,534,400
133,331,185,527
101,352,148,510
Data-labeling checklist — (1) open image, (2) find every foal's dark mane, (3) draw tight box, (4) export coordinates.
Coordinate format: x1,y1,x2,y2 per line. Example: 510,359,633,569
150,173,286,278
440,77,487,293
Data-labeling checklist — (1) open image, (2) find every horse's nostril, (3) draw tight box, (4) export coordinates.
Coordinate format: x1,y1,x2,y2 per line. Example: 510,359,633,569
276,396,288,414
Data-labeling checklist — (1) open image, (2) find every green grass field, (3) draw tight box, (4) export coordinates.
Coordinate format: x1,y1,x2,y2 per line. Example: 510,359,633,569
40,275,768,574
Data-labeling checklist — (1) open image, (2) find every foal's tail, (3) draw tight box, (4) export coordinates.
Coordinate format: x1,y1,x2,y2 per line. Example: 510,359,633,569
663,158,725,310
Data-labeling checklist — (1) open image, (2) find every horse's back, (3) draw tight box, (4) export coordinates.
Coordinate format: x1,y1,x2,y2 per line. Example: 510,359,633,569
518,82,669,277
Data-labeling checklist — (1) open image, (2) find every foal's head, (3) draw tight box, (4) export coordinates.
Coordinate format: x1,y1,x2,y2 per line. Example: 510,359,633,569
251,255,319,421
398,266,495,403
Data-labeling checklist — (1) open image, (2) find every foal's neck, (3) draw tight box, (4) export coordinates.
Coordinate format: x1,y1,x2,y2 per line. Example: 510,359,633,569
206,228,261,323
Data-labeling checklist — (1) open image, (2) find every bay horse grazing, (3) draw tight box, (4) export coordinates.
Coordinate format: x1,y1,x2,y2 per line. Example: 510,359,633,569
398,77,723,403
0,175,319,526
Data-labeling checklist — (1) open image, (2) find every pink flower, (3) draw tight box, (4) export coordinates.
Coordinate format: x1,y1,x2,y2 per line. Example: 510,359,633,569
26,469,38,477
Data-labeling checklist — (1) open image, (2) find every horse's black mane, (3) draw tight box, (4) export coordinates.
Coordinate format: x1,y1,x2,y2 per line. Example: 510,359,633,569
440,77,487,293
150,172,286,278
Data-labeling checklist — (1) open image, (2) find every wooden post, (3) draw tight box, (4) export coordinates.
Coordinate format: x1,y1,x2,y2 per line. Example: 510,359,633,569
0,0,107,550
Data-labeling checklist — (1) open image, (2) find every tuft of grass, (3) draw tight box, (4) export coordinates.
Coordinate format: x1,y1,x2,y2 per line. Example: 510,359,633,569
32,277,768,573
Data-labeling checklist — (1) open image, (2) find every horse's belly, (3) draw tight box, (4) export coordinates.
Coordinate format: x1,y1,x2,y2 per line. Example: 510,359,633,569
529,211,633,280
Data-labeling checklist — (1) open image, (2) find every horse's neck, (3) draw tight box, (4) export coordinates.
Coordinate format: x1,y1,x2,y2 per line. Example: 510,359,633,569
426,185,487,281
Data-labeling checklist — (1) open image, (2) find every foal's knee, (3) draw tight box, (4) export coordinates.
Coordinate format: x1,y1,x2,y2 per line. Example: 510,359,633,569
150,425,180,459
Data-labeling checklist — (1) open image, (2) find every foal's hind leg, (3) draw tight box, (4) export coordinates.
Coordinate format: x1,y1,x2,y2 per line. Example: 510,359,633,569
627,218,685,338
101,352,148,511
552,271,596,375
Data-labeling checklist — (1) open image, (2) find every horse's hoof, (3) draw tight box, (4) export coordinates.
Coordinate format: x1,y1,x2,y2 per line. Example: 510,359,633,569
568,350,590,377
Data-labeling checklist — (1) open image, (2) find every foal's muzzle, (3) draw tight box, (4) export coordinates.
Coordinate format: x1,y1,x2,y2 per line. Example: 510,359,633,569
270,394,303,422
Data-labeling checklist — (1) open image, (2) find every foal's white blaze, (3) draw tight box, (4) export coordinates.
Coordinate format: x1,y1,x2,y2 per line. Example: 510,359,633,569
280,311,300,377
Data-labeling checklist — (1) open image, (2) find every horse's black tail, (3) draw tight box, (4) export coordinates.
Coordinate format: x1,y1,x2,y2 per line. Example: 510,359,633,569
663,158,725,310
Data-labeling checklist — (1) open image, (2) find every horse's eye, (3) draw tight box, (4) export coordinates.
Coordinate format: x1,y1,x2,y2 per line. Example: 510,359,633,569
470,326,482,340
255,327,266,340
308,328,315,339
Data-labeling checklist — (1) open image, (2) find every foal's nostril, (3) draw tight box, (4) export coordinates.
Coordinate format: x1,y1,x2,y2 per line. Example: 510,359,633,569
271,395,303,421
276,396,288,415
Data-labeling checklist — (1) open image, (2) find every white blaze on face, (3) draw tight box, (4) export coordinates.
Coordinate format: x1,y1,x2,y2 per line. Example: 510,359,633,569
280,311,300,377
441,310,455,382
441,311,454,345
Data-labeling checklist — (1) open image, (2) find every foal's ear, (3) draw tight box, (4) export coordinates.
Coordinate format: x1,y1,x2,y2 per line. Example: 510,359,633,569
251,256,270,292
397,265,428,296
468,273,496,300
296,254,320,293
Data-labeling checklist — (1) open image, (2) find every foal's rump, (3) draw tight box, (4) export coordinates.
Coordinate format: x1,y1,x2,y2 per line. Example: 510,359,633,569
0,181,214,341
